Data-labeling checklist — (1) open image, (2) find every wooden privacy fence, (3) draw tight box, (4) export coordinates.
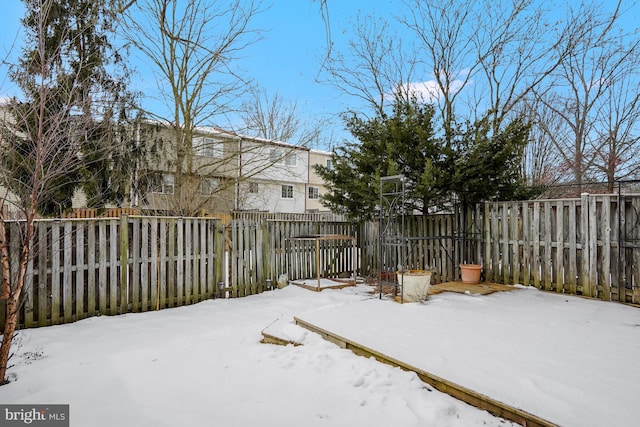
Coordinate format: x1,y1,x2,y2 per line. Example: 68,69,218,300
227,219,361,297
480,194,639,303
2,216,224,330
5,192,639,331
380,211,470,284
397,194,640,303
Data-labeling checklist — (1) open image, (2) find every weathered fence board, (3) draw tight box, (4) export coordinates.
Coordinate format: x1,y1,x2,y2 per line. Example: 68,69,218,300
3,216,223,330
478,195,633,301
4,193,640,332
159,220,168,309
228,219,360,289
87,222,96,317
382,194,637,303
150,219,159,310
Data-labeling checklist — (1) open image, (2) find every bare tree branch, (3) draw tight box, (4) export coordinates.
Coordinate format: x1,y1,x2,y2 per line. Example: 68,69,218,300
121,0,263,214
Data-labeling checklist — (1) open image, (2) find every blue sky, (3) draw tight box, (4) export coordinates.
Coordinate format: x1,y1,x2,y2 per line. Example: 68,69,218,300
0,0,395,147
0,2,26,96
231,0,400,145
237,0,396,121
2,0,639,150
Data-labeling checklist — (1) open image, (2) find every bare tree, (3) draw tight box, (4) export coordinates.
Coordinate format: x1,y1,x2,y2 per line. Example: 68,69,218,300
321,0,571,144
320,14,417,118
338,0,637,196
467,0,578,130
591,45,640,190
239,86,330,148
519,94,565,187
400,0,581,139
533,0,638,191
121,0,263,215
400,0,476,139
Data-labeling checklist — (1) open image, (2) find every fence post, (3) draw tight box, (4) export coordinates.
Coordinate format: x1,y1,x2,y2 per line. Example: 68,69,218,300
588,195,599,298
581,193,597,297
600,196,612,301
214,222,225,297
7,223,22,328
483,203,491,282
63,221,73,322
260,220,269,290
120,215,129,312
555,200,564,293
51,222,60,324
580,194,589,296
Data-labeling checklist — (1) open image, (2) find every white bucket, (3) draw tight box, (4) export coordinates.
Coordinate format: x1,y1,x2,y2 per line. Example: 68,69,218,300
397,270,432,302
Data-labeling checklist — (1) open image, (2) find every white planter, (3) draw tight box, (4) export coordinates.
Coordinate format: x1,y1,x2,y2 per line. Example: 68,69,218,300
397,270,432,302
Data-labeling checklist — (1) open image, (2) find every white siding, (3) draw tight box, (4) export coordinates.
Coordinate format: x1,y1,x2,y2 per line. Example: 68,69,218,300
306,150,333,212
239,181,306,213
240,140,308,184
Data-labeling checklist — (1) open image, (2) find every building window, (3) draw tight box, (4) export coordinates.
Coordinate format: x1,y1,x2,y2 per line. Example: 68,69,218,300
248,182,259,193
194,137,224,158
285,153,297,166
281,185,294,199
200,177,220,195
150,173,174,194
270,148,282,162
270,148,297,166
308,186,319,199
326,159,334,170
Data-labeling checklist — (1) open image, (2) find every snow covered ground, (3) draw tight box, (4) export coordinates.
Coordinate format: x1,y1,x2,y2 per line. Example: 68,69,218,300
1,283,638,426
293,287,640,426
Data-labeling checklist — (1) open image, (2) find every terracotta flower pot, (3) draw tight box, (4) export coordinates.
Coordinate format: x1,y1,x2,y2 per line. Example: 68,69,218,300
460,264,482,285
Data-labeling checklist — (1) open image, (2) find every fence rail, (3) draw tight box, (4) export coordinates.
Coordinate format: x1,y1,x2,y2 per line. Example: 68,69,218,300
396,194,639,303
231,211,347,222
4,193,640,331
227,219,360,297
2,216,225,330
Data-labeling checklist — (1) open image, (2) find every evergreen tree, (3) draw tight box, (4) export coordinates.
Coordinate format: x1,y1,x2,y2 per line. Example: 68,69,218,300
316,98,535,220
4,0,142,216
315,98,448,221
452,115,535,204
386,100,453,212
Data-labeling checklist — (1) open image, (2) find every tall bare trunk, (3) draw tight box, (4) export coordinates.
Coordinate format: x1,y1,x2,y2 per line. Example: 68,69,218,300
0,297,19,385
0,218,34,383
